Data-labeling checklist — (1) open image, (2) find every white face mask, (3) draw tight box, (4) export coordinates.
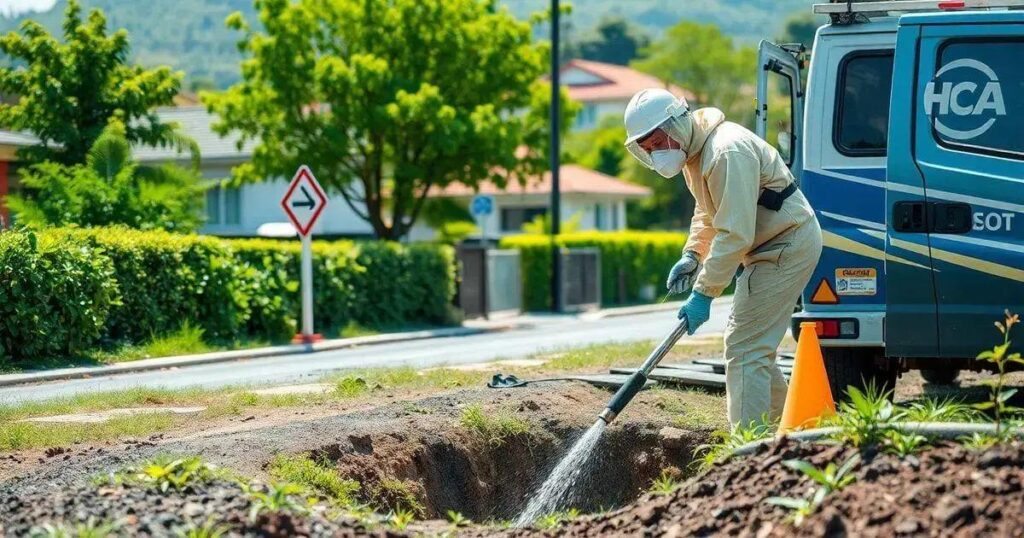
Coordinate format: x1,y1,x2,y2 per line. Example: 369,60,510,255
650,149,686,178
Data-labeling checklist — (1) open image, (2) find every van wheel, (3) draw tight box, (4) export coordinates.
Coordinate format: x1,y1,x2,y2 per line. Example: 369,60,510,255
920,368,959,385
821,347,896,403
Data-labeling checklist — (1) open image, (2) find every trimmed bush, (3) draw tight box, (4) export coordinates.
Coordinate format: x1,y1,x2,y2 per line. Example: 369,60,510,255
500,231,688,311
0,231,119,361
0,228,457,365
49,228,251,342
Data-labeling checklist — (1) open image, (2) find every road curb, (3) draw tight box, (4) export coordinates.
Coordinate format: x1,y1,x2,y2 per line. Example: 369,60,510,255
0,325,512,388
585,295,734,320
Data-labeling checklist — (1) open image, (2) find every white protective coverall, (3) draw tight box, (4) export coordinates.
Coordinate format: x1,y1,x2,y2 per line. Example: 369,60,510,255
680,108,823,426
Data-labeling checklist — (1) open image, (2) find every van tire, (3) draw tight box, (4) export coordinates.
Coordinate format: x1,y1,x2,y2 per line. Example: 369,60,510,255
821,347,896,403
920,367,959,385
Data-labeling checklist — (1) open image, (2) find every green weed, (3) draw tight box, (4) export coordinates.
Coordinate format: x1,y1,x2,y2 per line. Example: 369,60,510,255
334,376,370,398
696,417,773,469
175,518,229,538
371,478,425,517
246,482,310,521
904,397,980,423
649,470,682,495
446,510,472,527
765,454,859,526
975,311,1023,438
831,383,903,448
534,508,581,530
115,455,220,493
388,508,417,530
885,430,929,457
268,453,359,507
30,517,121,538
459,404,531,447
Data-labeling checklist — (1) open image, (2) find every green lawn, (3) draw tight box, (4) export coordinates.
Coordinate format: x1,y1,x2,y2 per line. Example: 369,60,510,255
0,339,723,452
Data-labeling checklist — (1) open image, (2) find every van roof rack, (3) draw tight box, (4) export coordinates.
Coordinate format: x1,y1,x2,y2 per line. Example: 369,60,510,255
814,0,1024,25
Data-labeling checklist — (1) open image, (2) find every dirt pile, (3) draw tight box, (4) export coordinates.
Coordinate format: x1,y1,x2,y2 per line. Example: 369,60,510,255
488,437,1024,537
0,479,399,537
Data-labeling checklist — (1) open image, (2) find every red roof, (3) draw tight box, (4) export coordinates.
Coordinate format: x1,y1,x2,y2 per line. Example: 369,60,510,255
430,165,651,198
560,59,694,103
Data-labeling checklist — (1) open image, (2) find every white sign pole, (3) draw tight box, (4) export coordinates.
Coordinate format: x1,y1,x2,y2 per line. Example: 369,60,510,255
300,233,314,339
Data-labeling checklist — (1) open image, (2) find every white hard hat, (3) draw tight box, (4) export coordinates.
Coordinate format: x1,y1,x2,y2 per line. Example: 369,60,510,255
623,88,689,145
623,88,690,169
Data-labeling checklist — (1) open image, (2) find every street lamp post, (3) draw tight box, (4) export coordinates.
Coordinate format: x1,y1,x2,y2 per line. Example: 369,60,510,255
549,0,563,313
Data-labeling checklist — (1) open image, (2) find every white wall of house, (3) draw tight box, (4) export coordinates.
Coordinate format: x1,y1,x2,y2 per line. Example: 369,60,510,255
574,100,630,130
408,193,631,242
197,164,374,237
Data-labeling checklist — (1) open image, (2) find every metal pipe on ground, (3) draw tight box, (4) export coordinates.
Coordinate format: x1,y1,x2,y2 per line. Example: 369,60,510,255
731,422,1024,457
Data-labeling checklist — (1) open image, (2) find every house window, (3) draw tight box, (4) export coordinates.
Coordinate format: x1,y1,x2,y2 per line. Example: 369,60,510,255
501,206,546,232
206,185,241,225
611,203,619,229
574,104,598,130
594,203,605,230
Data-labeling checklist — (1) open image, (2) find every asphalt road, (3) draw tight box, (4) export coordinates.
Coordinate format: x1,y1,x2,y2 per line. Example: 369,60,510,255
0,298,733,405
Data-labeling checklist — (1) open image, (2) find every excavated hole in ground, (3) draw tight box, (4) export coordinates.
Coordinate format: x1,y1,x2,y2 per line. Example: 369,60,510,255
308,422,709,522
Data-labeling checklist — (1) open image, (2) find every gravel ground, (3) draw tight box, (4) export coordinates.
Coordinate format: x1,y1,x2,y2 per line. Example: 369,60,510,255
0,478,401,537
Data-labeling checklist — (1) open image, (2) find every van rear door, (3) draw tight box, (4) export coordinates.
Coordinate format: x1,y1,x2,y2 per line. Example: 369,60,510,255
755,41,804,180
908,15,1024,357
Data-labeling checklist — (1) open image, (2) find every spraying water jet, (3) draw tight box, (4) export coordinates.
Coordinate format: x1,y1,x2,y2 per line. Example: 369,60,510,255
515,318,690,526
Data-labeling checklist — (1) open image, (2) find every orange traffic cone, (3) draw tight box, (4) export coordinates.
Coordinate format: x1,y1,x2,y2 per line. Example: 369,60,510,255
778,321,836,433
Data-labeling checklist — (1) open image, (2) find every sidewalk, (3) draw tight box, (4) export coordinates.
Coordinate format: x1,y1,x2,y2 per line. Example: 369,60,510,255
0,300,706,388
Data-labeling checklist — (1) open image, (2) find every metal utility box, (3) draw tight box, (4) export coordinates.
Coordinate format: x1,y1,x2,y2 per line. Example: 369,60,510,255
560,248,601,312
456,246,522,319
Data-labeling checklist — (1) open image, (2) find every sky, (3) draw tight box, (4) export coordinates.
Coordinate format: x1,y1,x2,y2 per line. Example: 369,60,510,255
0,0,56,18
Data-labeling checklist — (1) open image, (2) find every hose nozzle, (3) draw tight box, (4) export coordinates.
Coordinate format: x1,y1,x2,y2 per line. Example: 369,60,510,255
598,371,647,424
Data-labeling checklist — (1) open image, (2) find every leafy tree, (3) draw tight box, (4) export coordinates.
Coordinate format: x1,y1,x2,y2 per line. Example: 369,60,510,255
205,0,575,240
0,0,188,165
779,12,823,52
632,21,756,125
9,122,205,232
570,16,650,66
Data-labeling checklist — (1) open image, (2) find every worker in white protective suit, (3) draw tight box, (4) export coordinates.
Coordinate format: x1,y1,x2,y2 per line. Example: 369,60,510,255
623,88,822,427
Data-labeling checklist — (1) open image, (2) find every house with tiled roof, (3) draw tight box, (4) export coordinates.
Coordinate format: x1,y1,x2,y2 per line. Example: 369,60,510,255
560,59,693,130
136,106,651,240
412,164,650,240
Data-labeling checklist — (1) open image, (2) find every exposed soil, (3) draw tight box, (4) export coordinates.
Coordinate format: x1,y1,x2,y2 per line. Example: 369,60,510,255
481,437,1024,537
0,382,713,535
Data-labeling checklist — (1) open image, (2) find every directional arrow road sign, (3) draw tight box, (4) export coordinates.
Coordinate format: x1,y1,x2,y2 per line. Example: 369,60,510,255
281,165,328,236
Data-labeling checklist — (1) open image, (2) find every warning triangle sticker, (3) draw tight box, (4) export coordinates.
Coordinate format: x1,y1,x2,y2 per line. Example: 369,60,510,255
811,279,839,304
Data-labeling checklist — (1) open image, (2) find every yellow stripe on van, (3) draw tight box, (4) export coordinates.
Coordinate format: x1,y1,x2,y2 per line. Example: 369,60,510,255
888,237,1024,283
822,231,931,271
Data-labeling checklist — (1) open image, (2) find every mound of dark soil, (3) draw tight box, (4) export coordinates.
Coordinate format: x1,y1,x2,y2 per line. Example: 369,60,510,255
494,438,1024,537
0,479,398,537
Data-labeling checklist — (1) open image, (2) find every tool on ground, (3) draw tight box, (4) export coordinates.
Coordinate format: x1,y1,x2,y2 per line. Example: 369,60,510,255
598,318,689,423
778,321,835,433
487,373,647,390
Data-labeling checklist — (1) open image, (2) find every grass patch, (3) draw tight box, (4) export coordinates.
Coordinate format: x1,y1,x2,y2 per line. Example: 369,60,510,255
649,386,727,431
459,404,531,447
101,455,221,492
370,478,425,517
0,338,722,453
0,414,177,451
268,453,360,507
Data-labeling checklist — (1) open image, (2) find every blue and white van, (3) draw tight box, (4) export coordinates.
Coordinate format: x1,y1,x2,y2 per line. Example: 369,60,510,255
755,0,1024,397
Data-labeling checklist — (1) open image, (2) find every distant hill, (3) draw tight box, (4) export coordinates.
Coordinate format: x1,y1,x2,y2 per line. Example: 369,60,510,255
0,0,815,88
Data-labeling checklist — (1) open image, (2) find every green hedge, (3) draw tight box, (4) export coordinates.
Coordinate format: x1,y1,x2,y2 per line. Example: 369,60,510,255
499,231,688,311
0,228,456,364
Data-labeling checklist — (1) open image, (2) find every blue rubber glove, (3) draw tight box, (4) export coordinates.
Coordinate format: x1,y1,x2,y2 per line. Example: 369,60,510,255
677,291,712,335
